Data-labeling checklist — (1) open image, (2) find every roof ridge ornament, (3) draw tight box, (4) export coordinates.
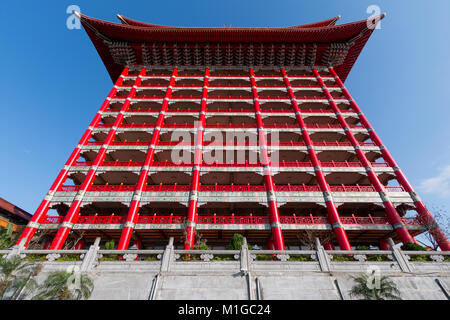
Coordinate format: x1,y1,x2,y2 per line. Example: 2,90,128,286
116,14,128,25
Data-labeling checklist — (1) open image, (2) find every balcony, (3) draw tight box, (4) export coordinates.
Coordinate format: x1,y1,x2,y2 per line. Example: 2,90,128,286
58,184,404,193
40,214,421,228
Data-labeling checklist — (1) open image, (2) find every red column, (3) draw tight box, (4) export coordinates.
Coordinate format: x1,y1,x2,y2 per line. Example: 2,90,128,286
184,68,209,249
117,68,178,250
323,241,334,250
42,239,51,249
49,67,147,250
313,68,414,245
379,239,390,250
17,67,130,247
74,239,85,250
267,238,275,250
329,67,450,251
281,68,351,250
250,68,285,250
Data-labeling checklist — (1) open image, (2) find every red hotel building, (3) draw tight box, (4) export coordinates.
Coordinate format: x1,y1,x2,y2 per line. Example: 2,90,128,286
18,13,450,251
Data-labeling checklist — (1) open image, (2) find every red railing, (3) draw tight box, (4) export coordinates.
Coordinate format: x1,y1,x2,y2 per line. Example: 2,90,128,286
104,108,353,114
125,73,336,79
95,123,365,129
73,160,389,168
118,84,340,89
59,184,405,193
114,95,348,101
41,215,421,226
85,140,375,147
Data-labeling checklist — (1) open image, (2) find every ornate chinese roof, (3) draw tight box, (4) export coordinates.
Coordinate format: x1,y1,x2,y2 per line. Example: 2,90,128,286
76,13,384,82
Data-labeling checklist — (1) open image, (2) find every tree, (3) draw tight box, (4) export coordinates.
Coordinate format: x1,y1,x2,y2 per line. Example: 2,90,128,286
194,238,210,250
25,231,48,250
33,270,94,300
62,231,86,250
104,239,115,250
296,230,332,250
0,255,41,300
350,271,402,300
227,233,244,250
401,242,429,261
102,239,117,260
416,206,449,250
0,225,17,250
226,233,253,250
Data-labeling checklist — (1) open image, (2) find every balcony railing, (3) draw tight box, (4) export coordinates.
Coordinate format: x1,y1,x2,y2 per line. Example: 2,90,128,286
126,74,334,79
41,215,420,226
85,140,376,147
58,184,405,193
113,95,346,101
95,123,364,129
118,84,340,89
72,160,390,168
104,108,353,114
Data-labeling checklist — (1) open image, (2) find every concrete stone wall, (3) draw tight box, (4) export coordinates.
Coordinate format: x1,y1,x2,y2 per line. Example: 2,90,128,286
25,259,449,300
3,238,450,300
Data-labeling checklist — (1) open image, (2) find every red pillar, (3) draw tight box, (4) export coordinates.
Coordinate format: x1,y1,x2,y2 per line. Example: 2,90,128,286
42,239,51,249
323,241,334,250
267,239,275,250
49,67,147,250
313,68,414,246
74,239,85,250
184,68,209,249
379,239,390,250
250,68,285,250
17,67,130,247
281,68,351,251
329,67,450,251
117,68,178,250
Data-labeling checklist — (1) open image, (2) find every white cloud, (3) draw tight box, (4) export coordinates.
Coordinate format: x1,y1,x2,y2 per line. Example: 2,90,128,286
419,165,450,197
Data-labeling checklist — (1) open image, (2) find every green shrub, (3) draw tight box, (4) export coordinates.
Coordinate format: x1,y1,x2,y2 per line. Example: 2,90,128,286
195,240,210,251
144,255,158,261
102,240,117,261
104,240,115,250
227,234,244,250
255,254,272,261
226,233,253,250
56,255,80,261
211,254,233,261
181,254,201,261
288,255,311,261
409,255,430,262
400,242,425,251
100,256,118,261
332,255,352,261
400,242,429,261
24,254,47,261
367,255,389,262
0,224,18,250
355,246,388,261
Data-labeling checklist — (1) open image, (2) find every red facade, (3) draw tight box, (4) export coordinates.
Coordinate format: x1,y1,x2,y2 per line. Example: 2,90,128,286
18,13,450,251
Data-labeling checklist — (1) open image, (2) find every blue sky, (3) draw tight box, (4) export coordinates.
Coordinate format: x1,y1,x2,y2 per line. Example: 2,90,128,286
1,0,450,226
